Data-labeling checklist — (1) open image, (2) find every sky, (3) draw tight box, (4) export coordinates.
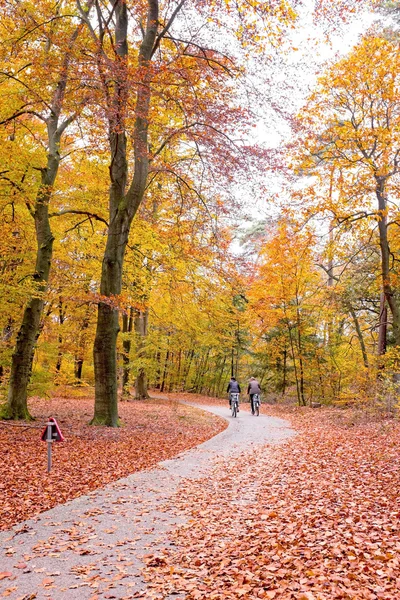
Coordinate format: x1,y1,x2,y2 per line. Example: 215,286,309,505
239,2,377,230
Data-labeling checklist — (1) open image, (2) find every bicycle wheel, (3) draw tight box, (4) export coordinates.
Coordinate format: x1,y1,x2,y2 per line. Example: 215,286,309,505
255,403,259,416
232,402,237,418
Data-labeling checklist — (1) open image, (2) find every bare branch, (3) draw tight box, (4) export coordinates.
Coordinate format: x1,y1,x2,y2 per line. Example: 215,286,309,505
49,209,109,226
151,0,187,58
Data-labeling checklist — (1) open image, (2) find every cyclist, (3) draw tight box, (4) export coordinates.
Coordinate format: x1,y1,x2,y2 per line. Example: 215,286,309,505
247,377,261,415
227,376,241,411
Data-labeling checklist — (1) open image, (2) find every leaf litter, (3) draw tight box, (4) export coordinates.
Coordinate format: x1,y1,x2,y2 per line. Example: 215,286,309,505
140,405,400,600
0,395,226,531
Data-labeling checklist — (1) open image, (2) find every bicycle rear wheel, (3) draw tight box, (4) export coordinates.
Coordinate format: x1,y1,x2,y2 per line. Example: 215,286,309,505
232,402,237,417
255,403,259,416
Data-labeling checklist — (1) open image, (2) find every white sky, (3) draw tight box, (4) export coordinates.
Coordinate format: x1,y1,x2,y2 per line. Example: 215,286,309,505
238,3,377,230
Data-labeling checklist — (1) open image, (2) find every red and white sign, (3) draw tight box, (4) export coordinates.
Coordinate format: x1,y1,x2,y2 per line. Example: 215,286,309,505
41,417,64,442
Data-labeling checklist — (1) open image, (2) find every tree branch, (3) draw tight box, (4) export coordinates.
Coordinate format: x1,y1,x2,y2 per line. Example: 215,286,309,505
49,209,109,226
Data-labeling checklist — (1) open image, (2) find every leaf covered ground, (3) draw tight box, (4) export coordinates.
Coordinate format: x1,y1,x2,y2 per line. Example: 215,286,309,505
141,405,400,600
0,393,226,531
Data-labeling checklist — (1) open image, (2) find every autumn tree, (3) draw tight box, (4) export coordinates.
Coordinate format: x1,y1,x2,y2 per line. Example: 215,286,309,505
78,0,299,425
298,36,400,351
0,0,94,419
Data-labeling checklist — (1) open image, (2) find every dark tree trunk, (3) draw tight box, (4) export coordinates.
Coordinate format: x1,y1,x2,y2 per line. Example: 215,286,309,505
121,307,134,398
182,348,194,389
347,304,370,367
5,158,57,419
160,348,170,393
134,308,149,399
377,292,388,357
92,0,158,425
55,297,65,374
4,18,86,420
193,351,204,392
282,348,287,395
197,348,210,393
0,319,13,384
215,355,226,397
166,352,174,392
154,350,162,389
75,359,83,381
296,305,306,406
74,309,90,381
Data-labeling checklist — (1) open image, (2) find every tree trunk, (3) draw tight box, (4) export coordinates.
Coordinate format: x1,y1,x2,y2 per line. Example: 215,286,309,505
287,323,301,405
296,305,306,406
92,0,158,425
160,348,170,393
74,309,90,381
5,158,57,419
121,307,134,397
0,319,13,384
134,308,149,399
55,297,65,374
377,292,387,357
282,347,287,396
4,17,85,420
154,350,162,389
182,348,194,390
346,304,369,367
215,355,226,397
376,176,400,345
198,348,210,393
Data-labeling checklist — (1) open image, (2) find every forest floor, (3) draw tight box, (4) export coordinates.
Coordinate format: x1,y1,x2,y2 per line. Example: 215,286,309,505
1,393,400,599
140,398,400,600
0,391,226,531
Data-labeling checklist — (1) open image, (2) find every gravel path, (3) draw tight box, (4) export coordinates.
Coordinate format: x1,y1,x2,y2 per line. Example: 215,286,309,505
0,404,295,599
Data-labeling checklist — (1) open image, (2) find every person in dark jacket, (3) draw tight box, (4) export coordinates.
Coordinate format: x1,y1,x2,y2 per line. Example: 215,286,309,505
247,377,261,415
227,376,241,410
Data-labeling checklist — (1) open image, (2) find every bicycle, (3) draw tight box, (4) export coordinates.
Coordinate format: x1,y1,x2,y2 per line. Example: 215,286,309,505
252,394,260,416
230,393,239,418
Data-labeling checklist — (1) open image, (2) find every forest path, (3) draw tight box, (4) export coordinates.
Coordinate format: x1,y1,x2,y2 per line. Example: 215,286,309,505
0,403,295,599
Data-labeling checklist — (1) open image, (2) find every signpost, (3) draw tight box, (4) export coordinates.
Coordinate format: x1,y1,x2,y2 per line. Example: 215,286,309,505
41,417,64,472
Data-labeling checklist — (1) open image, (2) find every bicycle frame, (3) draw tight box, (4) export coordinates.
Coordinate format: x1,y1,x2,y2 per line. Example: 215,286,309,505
252,394,260,416
230,393,239,417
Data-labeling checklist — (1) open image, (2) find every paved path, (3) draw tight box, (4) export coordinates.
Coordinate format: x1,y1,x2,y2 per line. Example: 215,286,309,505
0,405,295,599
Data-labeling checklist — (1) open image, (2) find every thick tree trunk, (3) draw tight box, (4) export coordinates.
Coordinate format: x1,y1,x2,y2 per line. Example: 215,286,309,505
5,159,57,419
92,0,158,425
93,301,120,425
4,16,85,419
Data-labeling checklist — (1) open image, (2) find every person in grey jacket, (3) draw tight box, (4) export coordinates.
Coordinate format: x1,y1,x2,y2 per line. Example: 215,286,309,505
247,377,261,415
227,377,241,410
